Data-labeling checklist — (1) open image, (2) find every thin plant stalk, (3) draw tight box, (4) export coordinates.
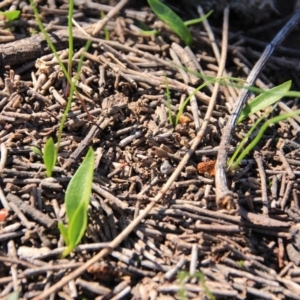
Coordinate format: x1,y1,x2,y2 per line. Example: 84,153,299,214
232,109,300,168
29,0,70,82
67,0,75,84
165,75,173,125
176,77,226,125
228,114,266,168
56,41,91,156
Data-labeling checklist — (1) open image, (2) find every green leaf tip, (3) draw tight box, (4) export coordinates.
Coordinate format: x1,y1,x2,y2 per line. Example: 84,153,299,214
238,80,292,124
43,137,56,177
148,0,193,46
59,147,95,257
0,10,20,21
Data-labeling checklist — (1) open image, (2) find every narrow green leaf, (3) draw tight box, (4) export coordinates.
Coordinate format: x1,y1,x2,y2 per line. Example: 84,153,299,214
62,147,94,256
61,205,87,257
176,77,223,125
165,75,173,126
184,10,213,26
148,0,193,46
67,203,88,250
58,223,69,246
238,80,291,123
234,109,300,167
31,146,43,157
43,137,56,177
0,10,20,21
101,11,110,40
65,147,94,223
228,113,267,169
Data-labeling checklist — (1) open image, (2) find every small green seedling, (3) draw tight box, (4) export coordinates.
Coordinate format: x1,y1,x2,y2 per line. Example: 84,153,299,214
29,0,94,253
175,76,242,126
58,147,95,257
148,0,192,46
0,10,20,21
177,270,215,300
229,80,293,170
43,137,57,177
231,108,300,170
101,11,110,40
30,0,91,174
31,141,57,177
164,75,173,125
148,0,208,46
237,260,245,268
238,80,291,123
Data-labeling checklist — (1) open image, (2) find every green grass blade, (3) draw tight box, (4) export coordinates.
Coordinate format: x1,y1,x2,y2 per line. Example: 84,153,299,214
56,40,91,156
184,10,213,26
233,109,300,167
101,11,110,40
165,75,173,125
148,0,193,46
228,114,266,169
29,0,69,82
238,80,291,123
175,77,224,125
67,0,74,81
43,137,56,177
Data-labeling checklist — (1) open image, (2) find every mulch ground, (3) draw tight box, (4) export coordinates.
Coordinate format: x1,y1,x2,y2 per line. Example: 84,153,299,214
1,0,300,299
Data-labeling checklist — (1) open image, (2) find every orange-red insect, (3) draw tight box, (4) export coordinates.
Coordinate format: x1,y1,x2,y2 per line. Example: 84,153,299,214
179,115,191,124
197,160,216,176
0,209,8,223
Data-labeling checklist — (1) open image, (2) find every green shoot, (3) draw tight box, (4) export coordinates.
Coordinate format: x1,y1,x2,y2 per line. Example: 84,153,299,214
67,1,75,84
238,80,291,123
175,76,235,125
147,0,193,46
165,75,173,125
177,271,215,300
101,11,110,40
30,0,91,176
229,80,293,170
184,11,213,27
43,137,56,177
138,29,159,36
195,271,216,300
31,146,43,157
237,260,245,268
172,65,297,173
58,147,95,257
232,109,300,169
177,271,188,300
29,0,70,82
0,10,20,21
147,0,212,46
228,113,270,169
29,0,94,252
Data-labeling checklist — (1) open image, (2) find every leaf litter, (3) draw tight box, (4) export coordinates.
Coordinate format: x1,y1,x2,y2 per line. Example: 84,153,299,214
1,0,300,299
